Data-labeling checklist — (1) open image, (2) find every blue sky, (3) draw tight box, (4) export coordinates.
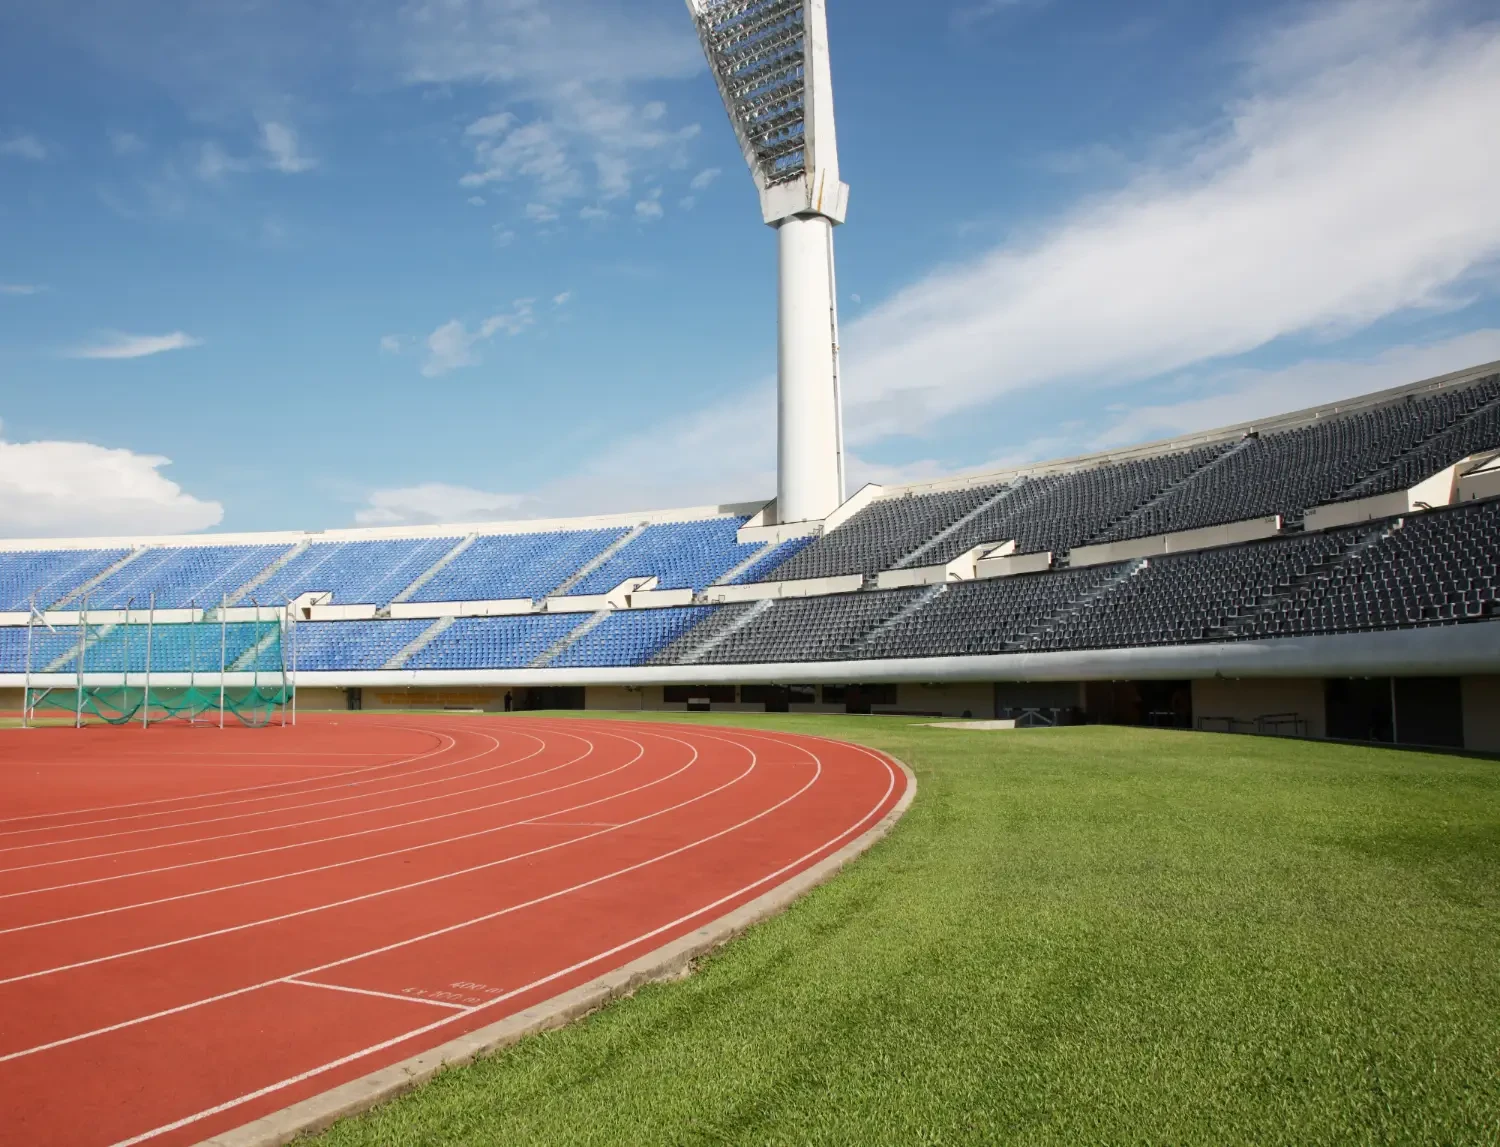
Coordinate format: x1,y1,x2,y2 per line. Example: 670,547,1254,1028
1,0,1498,537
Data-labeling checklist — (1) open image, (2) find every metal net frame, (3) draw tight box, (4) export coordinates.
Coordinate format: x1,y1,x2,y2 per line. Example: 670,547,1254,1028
21,595,296,730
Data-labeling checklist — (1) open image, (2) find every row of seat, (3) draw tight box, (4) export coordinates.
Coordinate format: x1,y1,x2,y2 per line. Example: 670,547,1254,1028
5,496,1492,672
0,517,782,614
256,538,461,607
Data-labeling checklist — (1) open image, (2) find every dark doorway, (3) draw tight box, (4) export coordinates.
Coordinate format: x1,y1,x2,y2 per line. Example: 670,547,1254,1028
741,685,795,713
347,688,363,712
1326,678,1394,743
1393,677,1464,748
1084,681,1191,728
520,686,585,711
836,684,897,715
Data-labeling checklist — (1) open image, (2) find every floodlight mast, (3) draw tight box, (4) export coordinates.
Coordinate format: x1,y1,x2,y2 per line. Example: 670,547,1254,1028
687,0,850,524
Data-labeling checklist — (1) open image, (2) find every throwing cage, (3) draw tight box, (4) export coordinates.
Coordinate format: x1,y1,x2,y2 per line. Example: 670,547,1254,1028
21,596,296,729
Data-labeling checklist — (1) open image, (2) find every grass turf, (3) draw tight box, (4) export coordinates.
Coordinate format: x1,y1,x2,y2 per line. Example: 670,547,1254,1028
314,715,1500,1145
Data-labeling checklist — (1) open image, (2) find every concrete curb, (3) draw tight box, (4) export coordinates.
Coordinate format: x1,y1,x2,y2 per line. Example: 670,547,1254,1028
198,753,917,1147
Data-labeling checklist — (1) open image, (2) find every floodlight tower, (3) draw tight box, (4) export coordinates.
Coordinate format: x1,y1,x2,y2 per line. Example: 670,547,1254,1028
687,0,850,524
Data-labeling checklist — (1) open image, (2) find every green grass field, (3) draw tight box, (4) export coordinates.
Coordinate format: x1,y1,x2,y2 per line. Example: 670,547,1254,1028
315,715,1500,1145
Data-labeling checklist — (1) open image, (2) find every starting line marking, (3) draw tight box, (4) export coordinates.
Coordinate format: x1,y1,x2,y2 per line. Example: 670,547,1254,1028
283,979,470,1011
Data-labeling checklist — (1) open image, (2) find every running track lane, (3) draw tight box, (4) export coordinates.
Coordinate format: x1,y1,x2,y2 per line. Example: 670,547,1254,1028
0,714,908,1147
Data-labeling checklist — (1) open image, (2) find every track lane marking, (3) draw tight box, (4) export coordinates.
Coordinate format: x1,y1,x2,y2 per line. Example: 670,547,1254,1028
283,980,470,1011
106,730,900,1147
0,724,736,1051
0,729,534,851
0,733,609,902
0,724,458,828
0,730,579,875
0,733,656,934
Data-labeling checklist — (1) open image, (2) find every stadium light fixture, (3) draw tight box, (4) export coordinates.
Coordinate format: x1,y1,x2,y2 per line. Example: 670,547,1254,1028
687,0,850,524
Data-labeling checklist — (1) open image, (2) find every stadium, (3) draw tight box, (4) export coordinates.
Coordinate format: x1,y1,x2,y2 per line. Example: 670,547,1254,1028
1,1,1498,1145
4,357,1500,746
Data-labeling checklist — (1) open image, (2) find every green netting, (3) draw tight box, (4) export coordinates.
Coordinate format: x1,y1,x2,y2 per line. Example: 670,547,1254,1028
24,611,293,729
29,684,292,728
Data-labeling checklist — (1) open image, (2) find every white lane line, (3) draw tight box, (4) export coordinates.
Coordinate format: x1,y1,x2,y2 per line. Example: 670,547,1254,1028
0,724,740,1054
0,732,582,875
0,734,656,935
0,729,695,987
0,728,467,840
0,724,459,828
0,761,373,772
0,728,693,977
283,979,470,1011
0,735,598,903
106,731,899,1147
0,730,527,849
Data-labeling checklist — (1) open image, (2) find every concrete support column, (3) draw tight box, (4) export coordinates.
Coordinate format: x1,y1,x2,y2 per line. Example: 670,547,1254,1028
776,212,844,524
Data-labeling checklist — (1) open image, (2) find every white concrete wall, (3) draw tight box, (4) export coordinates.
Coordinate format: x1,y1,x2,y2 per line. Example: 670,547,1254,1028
699,575,864,605
1070,516,1282,568
204,620,1500,691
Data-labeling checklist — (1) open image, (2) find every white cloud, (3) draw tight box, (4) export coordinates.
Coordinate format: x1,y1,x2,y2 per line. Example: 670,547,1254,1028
260,122,317,173
689,166,721,191
0,424,222,538
526,389,777,517
499,1,1500,518
0,134,48,161
524,201,559,223
1,284,45,296
466,195,486,206
110,130,144,155
579,205,609,222
552,291,571,306
400,0,703,212
635,188,664,222
953,0,1041,27
67,332,203,360
836,0,1500,445
194,141,245,181
379,334,403,354
355,482,527,526
492,226,516,247
520,330,1500,519
421,299,536,376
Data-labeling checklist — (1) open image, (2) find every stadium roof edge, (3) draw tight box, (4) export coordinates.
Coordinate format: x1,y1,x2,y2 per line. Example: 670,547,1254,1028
870,357,1500,501
0,500,774,553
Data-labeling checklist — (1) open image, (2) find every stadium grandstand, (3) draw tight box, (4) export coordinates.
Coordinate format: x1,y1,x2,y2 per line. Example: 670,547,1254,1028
4,359,1497,751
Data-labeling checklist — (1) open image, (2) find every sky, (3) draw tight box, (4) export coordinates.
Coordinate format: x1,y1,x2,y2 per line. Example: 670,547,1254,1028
1,0,1498,538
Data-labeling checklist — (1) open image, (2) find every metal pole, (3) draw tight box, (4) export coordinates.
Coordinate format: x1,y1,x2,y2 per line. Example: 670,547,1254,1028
289,598,298,728
219,596,228,729
122,597,134,720
142,593,154,730
1390,676,1400,745
75,597,88,729
188,600,197,724
278,602,288,729
251,599,261,705
22,597,35,730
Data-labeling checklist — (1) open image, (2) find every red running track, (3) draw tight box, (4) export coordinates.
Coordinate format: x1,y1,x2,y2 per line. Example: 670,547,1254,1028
0,714,907,1147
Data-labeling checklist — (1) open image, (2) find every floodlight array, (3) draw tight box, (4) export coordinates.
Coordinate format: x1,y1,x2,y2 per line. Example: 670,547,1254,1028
697,0,808,186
